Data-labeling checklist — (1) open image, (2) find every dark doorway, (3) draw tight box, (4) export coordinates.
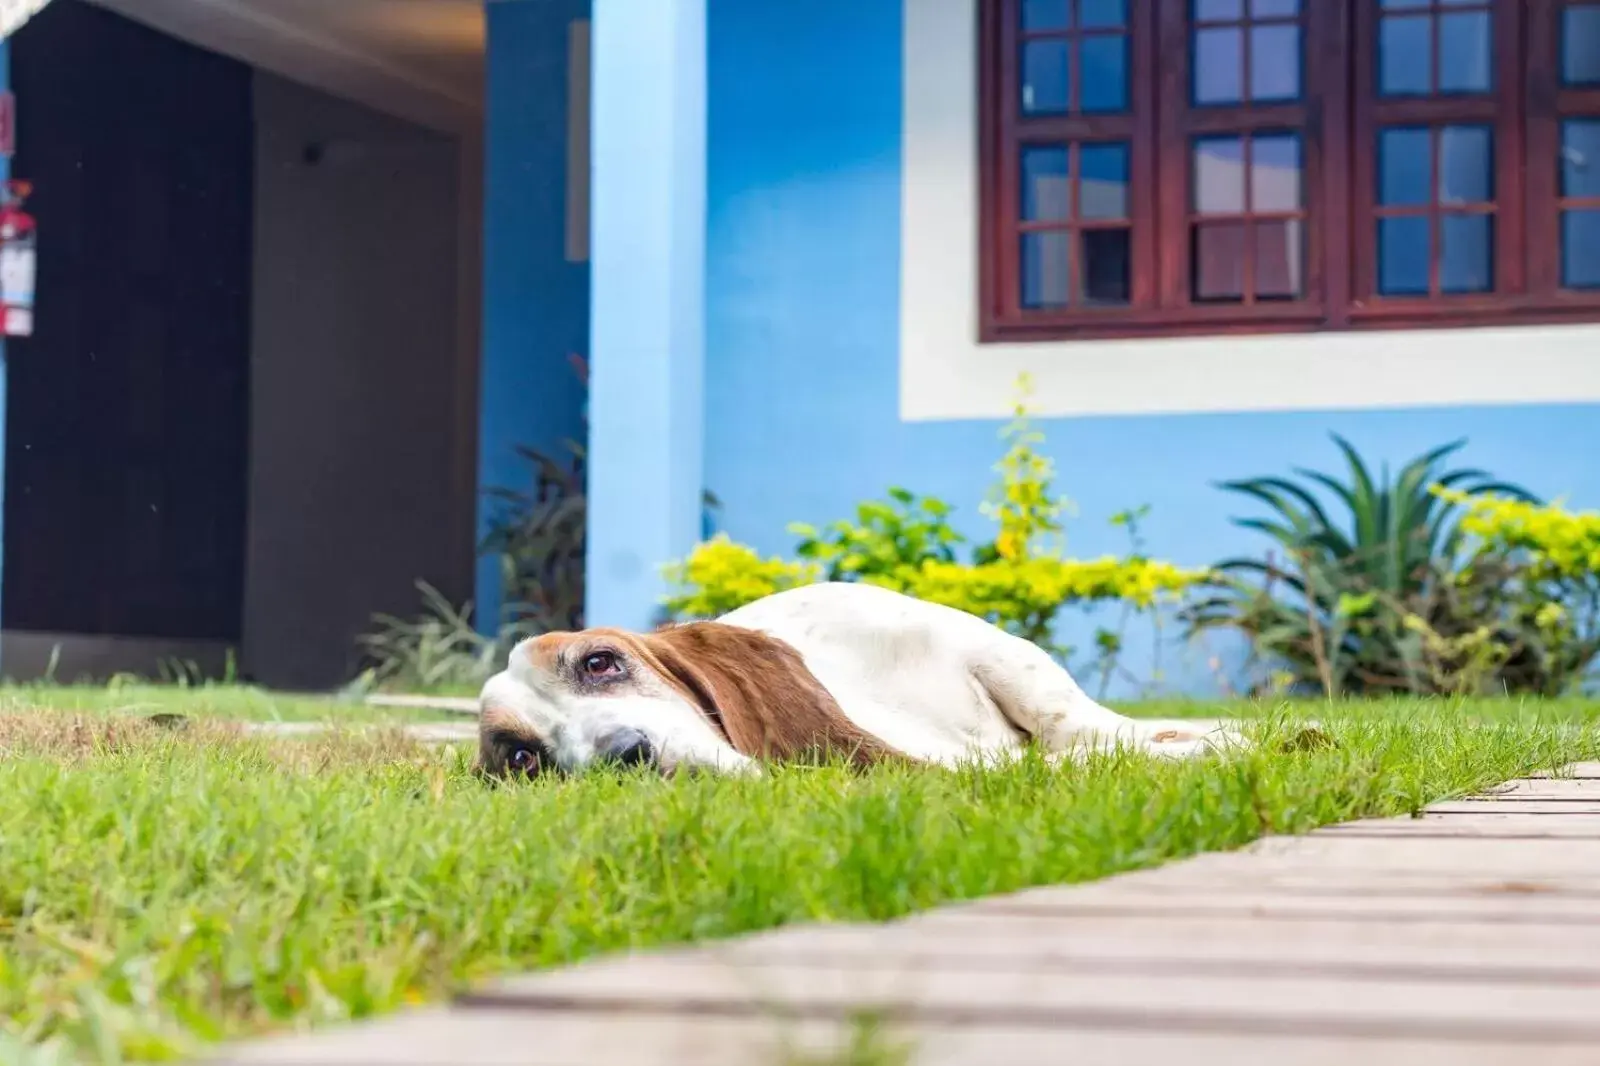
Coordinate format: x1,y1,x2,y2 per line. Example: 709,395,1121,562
5,0,252,642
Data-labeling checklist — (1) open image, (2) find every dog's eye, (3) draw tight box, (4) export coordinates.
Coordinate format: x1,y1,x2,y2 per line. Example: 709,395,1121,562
508,748,540,775
581,651,621,677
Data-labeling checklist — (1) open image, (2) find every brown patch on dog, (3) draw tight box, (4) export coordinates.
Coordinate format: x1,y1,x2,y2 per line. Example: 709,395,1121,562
622,622,904,768
522,632,582,675
1150,730,1190,743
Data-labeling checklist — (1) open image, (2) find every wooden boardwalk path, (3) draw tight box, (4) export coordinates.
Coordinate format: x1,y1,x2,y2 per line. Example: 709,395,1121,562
217,762,1600,1065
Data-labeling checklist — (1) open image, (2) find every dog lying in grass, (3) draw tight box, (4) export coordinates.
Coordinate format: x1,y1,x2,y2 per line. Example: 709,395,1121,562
476,582,1244,778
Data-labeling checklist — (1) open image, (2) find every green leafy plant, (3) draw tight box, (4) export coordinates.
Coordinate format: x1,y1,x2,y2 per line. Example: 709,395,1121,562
1438,490,1600,694
664,377,1208,691
1186,435,1548,696
660,535,821,619
791,488,964,583
481,439,587,635
355,581,538,693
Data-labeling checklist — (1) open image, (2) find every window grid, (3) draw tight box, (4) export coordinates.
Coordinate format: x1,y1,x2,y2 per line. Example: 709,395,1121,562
979,0,1600,342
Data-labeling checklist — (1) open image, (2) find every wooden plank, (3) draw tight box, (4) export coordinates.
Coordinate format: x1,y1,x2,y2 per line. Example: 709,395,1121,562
209,1007,1600,1066
213,1007,851,1066
1426,799,1600,814
1316,813,1600,838
1530,762,1600,779
974,839,1600,889
1048,867,1600,896
730,913,1600,979
959,890,1600,924
468,953,1600,1042
1180,835,1600,875
1474,779,1600,799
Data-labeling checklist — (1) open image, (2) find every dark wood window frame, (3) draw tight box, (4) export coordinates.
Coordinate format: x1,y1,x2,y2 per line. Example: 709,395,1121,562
979,0,1600,343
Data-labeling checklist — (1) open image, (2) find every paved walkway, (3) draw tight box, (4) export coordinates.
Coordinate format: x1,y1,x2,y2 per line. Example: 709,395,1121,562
245,721,478,743
215,763,1600,1065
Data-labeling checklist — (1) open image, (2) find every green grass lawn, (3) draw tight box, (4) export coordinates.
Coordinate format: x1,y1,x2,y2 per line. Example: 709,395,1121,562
0,683,460,726
0,695,1597,1064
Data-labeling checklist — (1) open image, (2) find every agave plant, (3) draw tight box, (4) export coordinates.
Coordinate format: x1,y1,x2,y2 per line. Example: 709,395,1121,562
1186,435,1540,696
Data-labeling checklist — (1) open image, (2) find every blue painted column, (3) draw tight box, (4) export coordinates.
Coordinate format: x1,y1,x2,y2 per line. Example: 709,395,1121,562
584,0,706,629
476,0,591,631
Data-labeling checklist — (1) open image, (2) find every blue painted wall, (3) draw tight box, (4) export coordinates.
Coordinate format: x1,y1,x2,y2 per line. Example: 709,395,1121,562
704,0,1600,697
477,0,590,629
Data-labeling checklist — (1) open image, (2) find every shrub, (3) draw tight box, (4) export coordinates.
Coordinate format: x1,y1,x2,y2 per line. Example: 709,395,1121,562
660,535,821,619
355,582,537,693
663,378,1209,688
1440,490,1600,694
1183,435,1567,697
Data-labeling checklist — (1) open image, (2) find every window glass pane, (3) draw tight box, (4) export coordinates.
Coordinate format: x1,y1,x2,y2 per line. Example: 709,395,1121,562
1021,231,1071,308
1194,0,1243,19
1380,0,1429,7
1563,5,1600,86
1081,229,1132,305
1192,223,1247,301
1194,137,1246,213
1021,39,1071,114
1250,0,1299,16
1379,127,1432,206
1193,27,1244,104
1250,25,1302,101
1079,0,1127,29
1252,133,1303,211
1379,16,1432,96
1562,119,1600,199
1440,214,1493,293
1562,209,1600,287
1080,35,1130,112
1021,146,1071,221
1438,12,1492,94
1022,0,1070,31
1438,125,1492,204
1378,216,1432,294
1080,143,1130,219
1254,220,1304,298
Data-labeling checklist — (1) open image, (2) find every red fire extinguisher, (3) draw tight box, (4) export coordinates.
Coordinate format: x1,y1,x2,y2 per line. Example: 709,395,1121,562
0,178,37,338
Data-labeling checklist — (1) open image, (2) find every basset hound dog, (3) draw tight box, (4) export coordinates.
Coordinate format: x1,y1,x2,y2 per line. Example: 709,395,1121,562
476,581,1241,778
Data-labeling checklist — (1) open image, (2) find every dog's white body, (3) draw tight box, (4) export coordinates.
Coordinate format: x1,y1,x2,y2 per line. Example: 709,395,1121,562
480,582,1233,776
715,582,1223,766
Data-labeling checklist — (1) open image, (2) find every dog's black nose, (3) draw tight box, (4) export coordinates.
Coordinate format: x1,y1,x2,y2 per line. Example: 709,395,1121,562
599,728,655,768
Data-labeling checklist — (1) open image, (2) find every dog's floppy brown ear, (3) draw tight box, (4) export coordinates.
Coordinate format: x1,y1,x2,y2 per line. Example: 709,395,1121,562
634,622,900,767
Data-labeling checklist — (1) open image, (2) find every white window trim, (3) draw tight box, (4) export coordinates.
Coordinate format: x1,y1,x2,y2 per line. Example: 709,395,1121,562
899,0,1600,421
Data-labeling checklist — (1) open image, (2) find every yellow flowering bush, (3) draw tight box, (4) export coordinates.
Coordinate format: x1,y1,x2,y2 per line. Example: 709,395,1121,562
663,377,1209,679
659,535,820,620
981,386,1070,562
1442,489,1600,581
1434,489,1600,692
901,555,1208,655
